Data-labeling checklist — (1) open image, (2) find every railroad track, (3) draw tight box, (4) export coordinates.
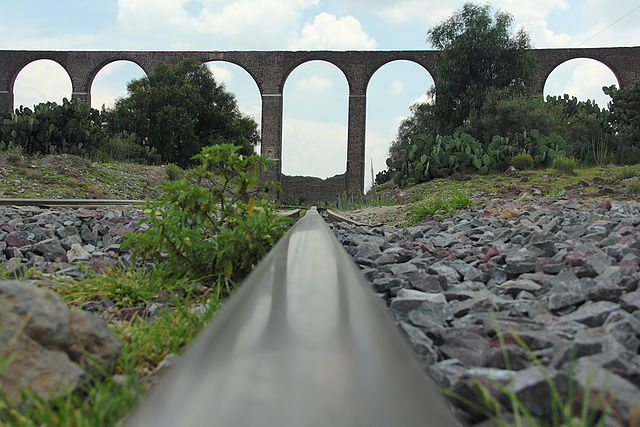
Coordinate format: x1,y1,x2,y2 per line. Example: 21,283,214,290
125,208,457,427
0,198,455,425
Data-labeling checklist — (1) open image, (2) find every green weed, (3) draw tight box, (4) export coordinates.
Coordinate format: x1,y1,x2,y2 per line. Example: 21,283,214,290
409,189,472,223
554,157,579,174
614,166,640,182
444,313,613,426
627,180,640,194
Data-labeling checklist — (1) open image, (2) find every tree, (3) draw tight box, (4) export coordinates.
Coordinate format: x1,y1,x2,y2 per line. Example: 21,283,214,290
387,3,535,167
604,80,640,146
107,59,259,166
428,3,535,135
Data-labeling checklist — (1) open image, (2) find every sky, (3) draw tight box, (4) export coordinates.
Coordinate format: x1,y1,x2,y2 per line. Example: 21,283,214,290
2,0,640,189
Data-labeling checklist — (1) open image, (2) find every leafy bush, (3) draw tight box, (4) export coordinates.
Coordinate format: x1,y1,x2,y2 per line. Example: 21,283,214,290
106,59,259,167
374,169,391,185
509,152,534,170
124,144,289,288
0,98,104,156
164,163,184,181
554,156,578,174
94,131,160,164
0,141,24,163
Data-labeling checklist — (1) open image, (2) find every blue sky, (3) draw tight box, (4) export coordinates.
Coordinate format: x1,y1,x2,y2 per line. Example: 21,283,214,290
2,0,639,189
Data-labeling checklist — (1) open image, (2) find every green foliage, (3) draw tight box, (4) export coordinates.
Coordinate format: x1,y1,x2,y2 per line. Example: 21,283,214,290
591,134,609,166
0,141,24,163
545,94,613,163
374,168,391,185
515,131,570,168
554,156,579,174
628,180,640,194
613,165,640,182
464,88,566,143
445,315,613,426
93,131,160,164
510,152,534,170
124,144,289,287
0,98,103,156
106,59,259,167
410,189,472,222
164,163,184,181
604,80,640,148
427,3,535,134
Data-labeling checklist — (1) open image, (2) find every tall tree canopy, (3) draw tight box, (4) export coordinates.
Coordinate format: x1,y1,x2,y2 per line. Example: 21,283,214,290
107,59,259,166
604,81,640,146
427,2,535,135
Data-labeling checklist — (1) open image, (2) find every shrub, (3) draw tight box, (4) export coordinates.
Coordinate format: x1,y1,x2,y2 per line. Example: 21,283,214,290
0,141,24,163
94,132,161,164
164,163,184,181
554,156,578,174
509,152,534,170
628,180,640,194
124,144,290,289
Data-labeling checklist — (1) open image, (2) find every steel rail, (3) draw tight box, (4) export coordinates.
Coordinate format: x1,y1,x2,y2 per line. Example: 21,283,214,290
125,208,457,427
0,198,144,207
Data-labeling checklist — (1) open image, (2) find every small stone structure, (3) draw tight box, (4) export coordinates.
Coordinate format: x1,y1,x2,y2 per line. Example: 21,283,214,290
1,48,639,201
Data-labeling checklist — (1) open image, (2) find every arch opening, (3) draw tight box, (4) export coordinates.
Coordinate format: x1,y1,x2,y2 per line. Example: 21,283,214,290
365,60,435,191
543,58,619,109
282,60,348,179
91,60,147,110
12,59,72,109
204,61,262,154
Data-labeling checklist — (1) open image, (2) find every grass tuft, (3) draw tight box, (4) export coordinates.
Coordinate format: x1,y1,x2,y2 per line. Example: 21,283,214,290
409,189,472,223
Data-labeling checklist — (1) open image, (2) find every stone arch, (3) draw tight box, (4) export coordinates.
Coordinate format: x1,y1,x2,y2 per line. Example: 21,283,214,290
86,57,151,95
89,60,147,109
206,58,264,96
280,57,350,96
543,57,620,107
365,57,436,95
12,58,72,108
10,56,71,95
204,60,263,153
280,59,350,202
364,60,435,190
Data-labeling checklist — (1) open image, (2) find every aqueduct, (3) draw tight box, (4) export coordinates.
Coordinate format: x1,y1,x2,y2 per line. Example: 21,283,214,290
1,47,639,201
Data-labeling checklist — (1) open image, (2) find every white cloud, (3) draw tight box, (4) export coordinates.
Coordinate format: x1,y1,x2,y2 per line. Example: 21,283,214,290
376,1,455,26
281,118,347,178
296,75,334,92
289,13,377,50
116,0,319,48
207,64,234,86
544,59,618,108
91,87,127,110
411,93,433,106
391,80,404,96
13,60,72,108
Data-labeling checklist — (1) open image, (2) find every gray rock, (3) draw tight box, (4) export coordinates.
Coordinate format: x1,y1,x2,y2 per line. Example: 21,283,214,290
0,280,120,403
562,301,621,327
398,322,438,367
620,291,640,311
34,238,68,262
427,262,461,284
67,243,91,262
439,330,491,367
574,360,640,416
375,247,413,265
404,271,448,292
548,281,587,312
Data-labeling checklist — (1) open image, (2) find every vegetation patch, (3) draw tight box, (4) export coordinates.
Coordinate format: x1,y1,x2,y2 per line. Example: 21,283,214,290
410,189,472,223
